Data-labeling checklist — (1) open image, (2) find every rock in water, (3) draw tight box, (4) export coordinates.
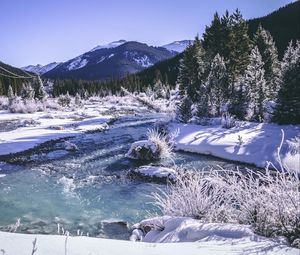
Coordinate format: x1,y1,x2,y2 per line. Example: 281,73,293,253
126,140,160,160
64,141,78,151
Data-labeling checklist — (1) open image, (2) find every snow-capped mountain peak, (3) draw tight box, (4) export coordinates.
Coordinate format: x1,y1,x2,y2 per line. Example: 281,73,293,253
162,40,193,53
90,40,127,52
21,62,61,75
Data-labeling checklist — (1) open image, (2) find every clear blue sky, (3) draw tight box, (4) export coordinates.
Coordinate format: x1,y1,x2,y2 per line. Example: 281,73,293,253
0,0,294,67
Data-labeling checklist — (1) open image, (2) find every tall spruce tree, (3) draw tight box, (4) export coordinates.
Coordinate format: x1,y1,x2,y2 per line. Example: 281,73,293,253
177,94,193,123
35,76,48,100
254,25,281,100
273,41,300,124
227,9,252,87
177,36,206,102
244,46,267,122
206,54,228,116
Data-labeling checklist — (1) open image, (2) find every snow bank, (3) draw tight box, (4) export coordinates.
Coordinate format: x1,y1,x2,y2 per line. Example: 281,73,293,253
0,116,110,156
171,122,300,172
130,216,298,254
133,166,177,181
1,227,298,255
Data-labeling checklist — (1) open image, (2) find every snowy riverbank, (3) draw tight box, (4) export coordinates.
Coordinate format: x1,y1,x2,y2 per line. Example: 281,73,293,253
171,121,300,172
1,217,298,255
0,96,150,156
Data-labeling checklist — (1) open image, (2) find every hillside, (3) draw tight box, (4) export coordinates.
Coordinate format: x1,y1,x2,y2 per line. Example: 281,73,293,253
43,41,176,81
0,61,35,95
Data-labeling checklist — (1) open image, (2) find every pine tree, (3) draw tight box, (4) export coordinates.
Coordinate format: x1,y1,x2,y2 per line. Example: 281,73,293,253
273,41,300,124
153,79,165,99
75,92,82,105
244,46,267,122
177,95,193,123
177,36,206,102
7,85,15,106
202,12,224,60
229,76,248,119
35,76,48,100
227,9,252,86
254,25,281,100
206,54,228,116
20,83,35,100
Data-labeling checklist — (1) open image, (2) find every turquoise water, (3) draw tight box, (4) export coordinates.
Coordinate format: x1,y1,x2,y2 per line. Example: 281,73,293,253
0,114,252,239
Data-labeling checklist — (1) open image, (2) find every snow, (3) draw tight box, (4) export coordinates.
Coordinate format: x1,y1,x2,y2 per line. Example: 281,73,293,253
90,40,127,52
1,227,297,255
133,166,177,180
130,216,298,254
0,102,112,156
67,57,88,70
171,122,300,172
162,40,193,53
134,55,153,67
126,140,159,159
0,95,150,156
21,62,60,75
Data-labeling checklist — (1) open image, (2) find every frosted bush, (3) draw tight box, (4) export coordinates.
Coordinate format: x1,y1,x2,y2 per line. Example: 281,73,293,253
153,148,300,245
43,98,61,110
0,96,8,110
153,169,235,223
221,112,236,128
57,92,71,107
126,129,174,161
9,98,37,113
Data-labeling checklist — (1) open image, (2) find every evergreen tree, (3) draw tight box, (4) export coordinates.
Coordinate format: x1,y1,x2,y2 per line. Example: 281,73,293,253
273,41,300,124
206,54,228,116
153,79,165,98
227,9,252,86
75,92,82,105
202,12,224,60
20,83,35,100
35,76,48,100
229,76,248,119
177,36,206,102
244,46,267,122
7,85,14,106
177,95,193,123
254,25,281,100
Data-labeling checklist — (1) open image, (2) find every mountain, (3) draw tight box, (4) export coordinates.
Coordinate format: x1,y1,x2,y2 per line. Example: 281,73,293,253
43,41,176,80
22,62,61,75
248,1,300,58
90,39,127,52
162,40,193,53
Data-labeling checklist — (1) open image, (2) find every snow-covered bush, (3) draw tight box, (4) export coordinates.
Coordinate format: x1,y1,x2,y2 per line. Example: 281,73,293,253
0,96,8,110
9,98,38,113
43,98,61,110
126,129,173,161
74,93,82,106
221,113,236,129
153,169,234,223
57,92,71,107
227,167,300,242
152,144,300,245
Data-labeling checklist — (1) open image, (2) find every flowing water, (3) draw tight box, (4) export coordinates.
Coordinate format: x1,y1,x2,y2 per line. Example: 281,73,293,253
0,113,255,239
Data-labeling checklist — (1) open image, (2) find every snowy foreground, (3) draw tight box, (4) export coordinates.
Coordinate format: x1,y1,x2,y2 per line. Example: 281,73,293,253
1,217,298,255
171,122,300,172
